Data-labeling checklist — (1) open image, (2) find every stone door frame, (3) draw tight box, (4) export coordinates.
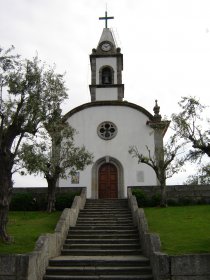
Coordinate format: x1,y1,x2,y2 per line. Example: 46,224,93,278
91,156,124,199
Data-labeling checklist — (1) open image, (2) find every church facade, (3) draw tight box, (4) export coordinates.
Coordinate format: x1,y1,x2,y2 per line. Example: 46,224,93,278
59,21,169,199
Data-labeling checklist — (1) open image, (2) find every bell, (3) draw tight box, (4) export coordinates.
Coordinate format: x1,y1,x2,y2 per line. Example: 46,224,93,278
104,76,110,84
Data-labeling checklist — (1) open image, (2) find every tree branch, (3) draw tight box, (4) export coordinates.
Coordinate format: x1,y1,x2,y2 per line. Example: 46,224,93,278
13,132,24,158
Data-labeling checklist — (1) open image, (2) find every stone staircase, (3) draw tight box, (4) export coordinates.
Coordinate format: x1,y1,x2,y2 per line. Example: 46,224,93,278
43,199,153,280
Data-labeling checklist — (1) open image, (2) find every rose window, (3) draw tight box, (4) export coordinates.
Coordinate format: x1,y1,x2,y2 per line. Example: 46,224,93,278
97,121,117,140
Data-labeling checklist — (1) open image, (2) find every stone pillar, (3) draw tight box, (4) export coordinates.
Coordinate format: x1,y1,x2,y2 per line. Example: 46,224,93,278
147,100,170,185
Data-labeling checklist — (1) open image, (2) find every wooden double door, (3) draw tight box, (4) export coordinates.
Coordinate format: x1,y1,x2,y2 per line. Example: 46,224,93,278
98,163,118,199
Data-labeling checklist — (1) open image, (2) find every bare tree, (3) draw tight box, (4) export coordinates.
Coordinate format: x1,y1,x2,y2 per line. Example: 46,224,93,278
184,163,210,185
129,134,185,206
172,96,210,160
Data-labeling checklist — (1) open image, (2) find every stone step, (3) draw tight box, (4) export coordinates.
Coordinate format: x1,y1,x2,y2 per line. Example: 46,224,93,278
78,213,133,218
84,205,129,211
68,229,139,235
65,238,139,244
48,255,150,267
86,199,127,201
70,225,136,230
83,209,130,212
45,266,152,276
61,249,142,256
86,199,128,201
76,221,133,224
84,202,128,205
84,206,129,209
76,219,133,223
76,221,133,228
85,201,128,206
77,219,133,222
67,233,139,239
78,217,133,220
62,243,141,250
82,202,129,205
84,203,128,206
84,206,128,208
77,216,132,220
70,222,134,230
84,202,128,206
81,203,129,207
77,216,133,222
44,275,153,280
80,208,131,214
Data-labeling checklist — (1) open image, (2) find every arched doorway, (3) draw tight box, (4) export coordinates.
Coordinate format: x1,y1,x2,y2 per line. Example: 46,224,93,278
98,163,118,199
91,156,124,199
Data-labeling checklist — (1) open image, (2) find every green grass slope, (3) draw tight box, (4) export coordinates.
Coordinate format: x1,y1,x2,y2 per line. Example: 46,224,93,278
0,211,61,254
144,205,210,255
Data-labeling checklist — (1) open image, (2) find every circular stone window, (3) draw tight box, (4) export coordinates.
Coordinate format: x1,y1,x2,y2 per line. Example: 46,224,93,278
97,121,117,140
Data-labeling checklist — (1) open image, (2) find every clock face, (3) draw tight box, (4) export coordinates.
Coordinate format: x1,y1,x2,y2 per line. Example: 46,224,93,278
101,42,112,51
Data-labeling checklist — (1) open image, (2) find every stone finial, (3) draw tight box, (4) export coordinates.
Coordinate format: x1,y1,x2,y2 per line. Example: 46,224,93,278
153,100,162,121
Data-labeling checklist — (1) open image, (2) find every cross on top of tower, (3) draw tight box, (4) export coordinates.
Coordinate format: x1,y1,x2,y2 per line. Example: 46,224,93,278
99,11,114,28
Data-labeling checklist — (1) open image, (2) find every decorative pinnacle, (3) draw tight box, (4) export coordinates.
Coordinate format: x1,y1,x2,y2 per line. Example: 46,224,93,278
153,100,162,121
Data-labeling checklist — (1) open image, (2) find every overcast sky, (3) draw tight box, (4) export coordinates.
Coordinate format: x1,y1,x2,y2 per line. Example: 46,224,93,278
1,0,210,187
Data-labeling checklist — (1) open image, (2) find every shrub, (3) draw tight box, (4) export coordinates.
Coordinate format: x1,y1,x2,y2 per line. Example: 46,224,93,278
167,199,179,206
10,191,80,211
10,192,38,211
132,189,163,207
150,193,161,206
179,197,193,206
36,196,48,210
132,189,149,207
197,198,210,205
55,191,80,210
132,188,210,207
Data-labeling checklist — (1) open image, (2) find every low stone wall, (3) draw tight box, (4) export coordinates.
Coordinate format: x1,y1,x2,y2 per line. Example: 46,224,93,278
129,185,210,204
0,187,87,280
127,188,210,280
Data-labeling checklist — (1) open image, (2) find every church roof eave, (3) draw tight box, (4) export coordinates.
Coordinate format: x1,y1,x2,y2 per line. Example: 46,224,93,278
62,101,154,122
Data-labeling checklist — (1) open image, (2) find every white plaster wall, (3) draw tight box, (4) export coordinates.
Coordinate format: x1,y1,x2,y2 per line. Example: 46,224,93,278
59,105,157,198
96,57,117,84
96,88,118,101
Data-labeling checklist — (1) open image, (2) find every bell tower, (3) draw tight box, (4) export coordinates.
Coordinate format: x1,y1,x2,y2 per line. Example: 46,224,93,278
89,12,124,102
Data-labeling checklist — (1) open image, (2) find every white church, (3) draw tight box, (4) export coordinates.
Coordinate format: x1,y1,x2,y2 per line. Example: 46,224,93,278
59,13,169,199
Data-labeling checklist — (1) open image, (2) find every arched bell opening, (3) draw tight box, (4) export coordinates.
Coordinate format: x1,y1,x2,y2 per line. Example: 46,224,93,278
99,66,114,85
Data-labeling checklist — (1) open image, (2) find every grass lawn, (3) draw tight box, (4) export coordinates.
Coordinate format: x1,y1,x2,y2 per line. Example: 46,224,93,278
0,211,61,254
144,205,210,255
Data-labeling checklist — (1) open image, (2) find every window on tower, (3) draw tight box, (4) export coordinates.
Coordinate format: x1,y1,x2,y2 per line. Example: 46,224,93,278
100,66,113,85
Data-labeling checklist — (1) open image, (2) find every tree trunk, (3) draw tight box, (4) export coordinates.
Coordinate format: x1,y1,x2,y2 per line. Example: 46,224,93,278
160,184,167,207
0,153,13,242
46,178,57,213
159,172,167,207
